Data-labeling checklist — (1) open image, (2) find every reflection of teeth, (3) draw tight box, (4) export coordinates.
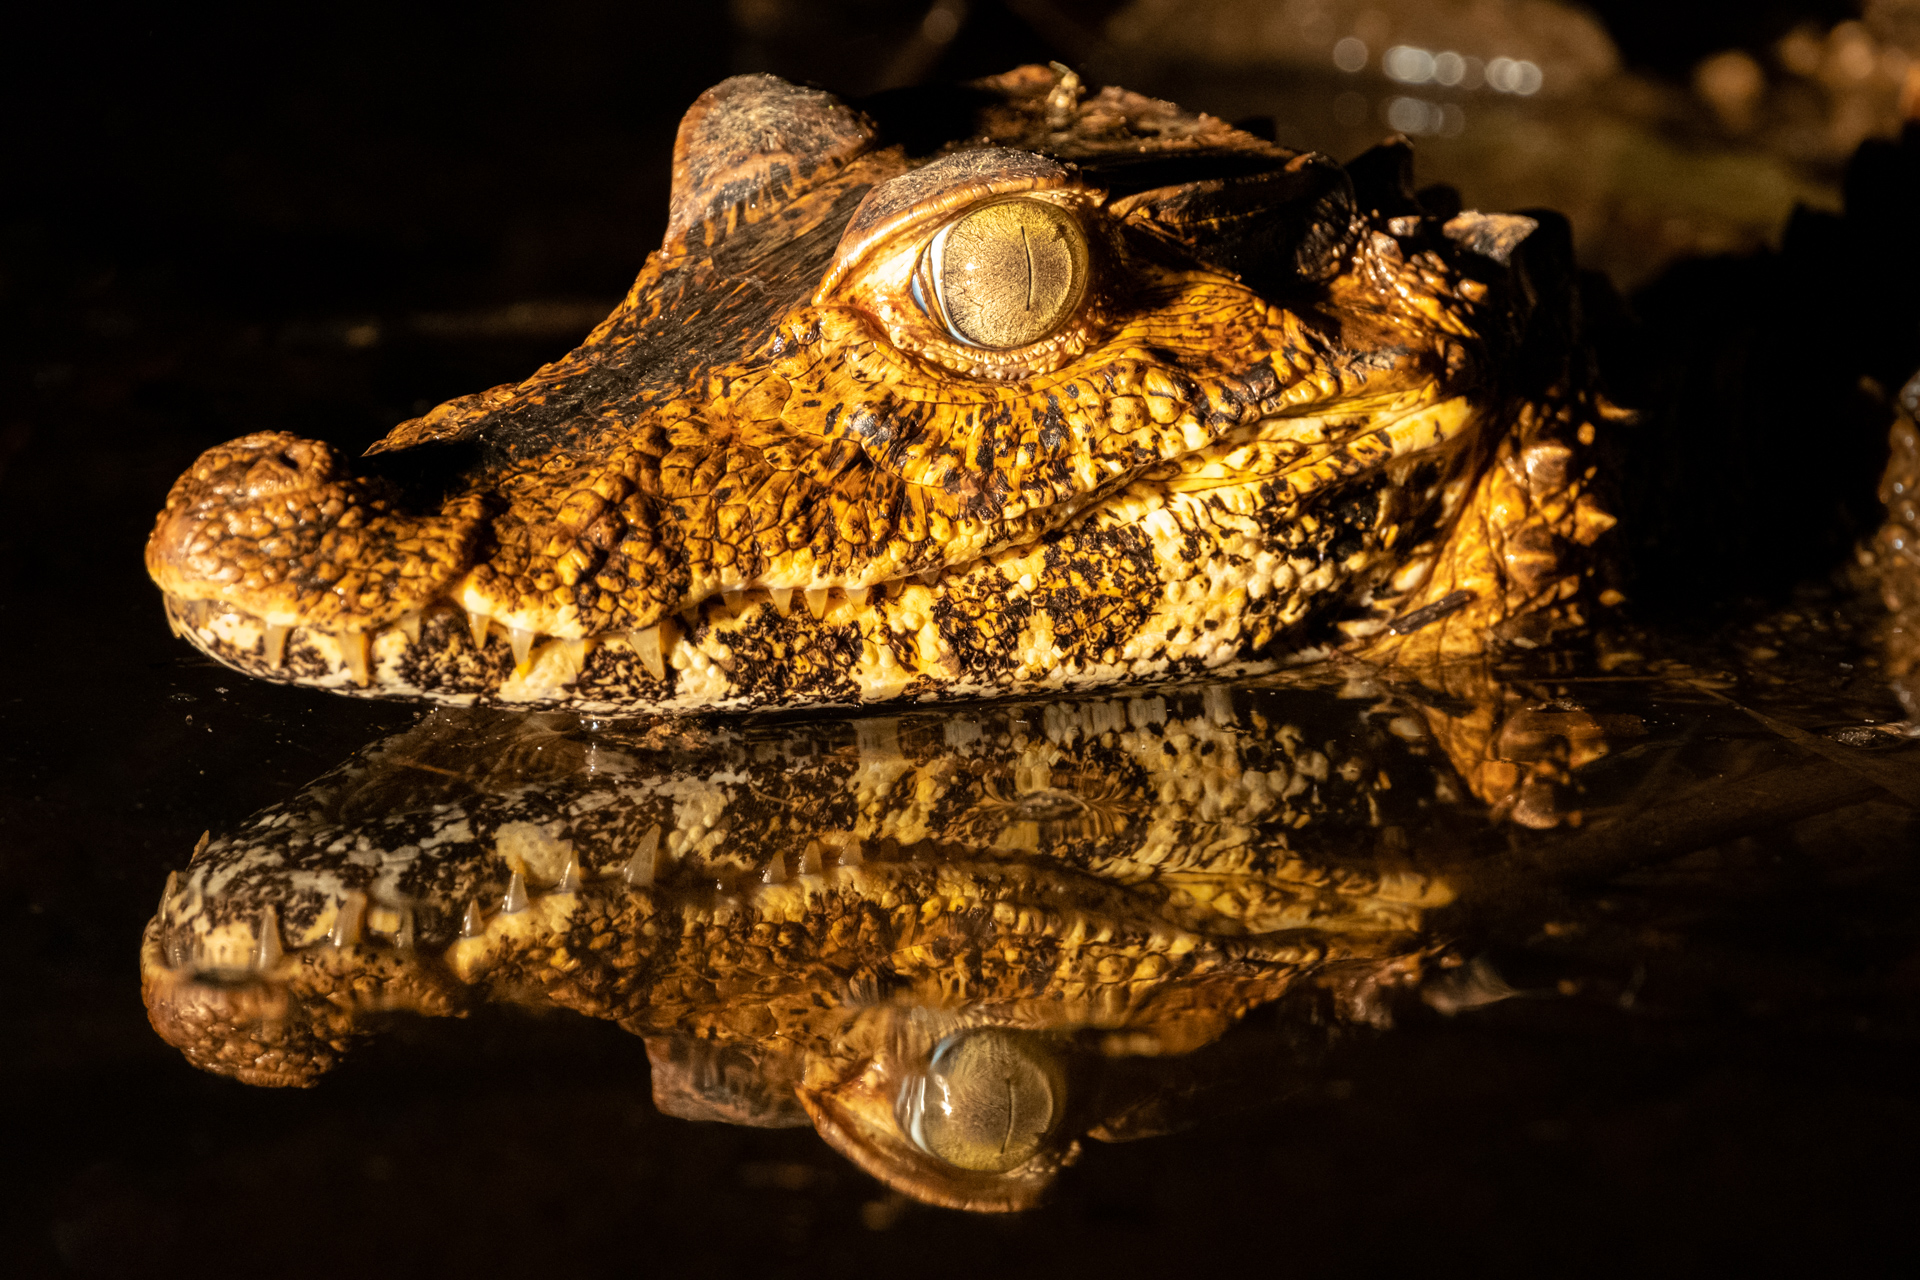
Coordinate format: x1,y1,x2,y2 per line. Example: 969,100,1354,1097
624,825,661,886
253,905,283,970
509,626,536,671
262,624,290,669
805,588,830,619
330,890,366,946
769,586,793,616
342,631,371,686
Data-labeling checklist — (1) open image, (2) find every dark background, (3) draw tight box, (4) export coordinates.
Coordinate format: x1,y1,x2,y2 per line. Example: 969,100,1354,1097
3,3,1917,1276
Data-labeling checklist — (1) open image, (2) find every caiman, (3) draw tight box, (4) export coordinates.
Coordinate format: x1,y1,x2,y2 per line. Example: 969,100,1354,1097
135,65,1920,1213
145,66,1623,713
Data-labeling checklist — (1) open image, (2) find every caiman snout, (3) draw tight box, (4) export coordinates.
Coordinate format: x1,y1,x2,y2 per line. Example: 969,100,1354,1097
146,430,487,646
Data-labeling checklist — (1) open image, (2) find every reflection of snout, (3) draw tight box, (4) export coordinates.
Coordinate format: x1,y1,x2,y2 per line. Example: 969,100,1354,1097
139,917,322,1088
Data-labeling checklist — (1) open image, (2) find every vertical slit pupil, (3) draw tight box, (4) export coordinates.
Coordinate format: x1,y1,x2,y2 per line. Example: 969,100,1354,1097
1021,225,1034,313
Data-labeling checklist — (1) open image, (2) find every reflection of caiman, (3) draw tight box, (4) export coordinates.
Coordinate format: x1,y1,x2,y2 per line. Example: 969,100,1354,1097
142,664,1920,1209
146,66,1622,713
145,683,1494,1211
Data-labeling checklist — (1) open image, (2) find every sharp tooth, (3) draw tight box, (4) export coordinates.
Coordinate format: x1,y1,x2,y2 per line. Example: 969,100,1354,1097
330,890,367,947
762,855,786,884
800,842,823,875
342,631,371,686
509,627,537,671
624,825,661,886
398,611,423,644
191,831,210,862
769,587,793,616
262,624,289,668
254,906,284,970
558,855,582,894
502,870,529,914
882,580,905,600
844,586,871,607
164,871,182,900
469,610,491,650
167,610,186,639
461,899,485,938
722,589,743,610
805,588,830,619
631,625,666,681
917,569,941,586
394,906,416,951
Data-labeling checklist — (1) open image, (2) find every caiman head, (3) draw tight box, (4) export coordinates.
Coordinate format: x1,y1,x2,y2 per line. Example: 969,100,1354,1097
147,66,1615,714
140,682,1472,1210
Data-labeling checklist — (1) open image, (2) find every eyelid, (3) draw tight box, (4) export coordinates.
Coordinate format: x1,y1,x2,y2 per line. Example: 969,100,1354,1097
815,148,1084,305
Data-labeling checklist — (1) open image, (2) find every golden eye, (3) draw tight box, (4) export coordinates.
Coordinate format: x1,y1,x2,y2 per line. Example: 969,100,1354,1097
915,199,1089,350
898,1029,1062,1173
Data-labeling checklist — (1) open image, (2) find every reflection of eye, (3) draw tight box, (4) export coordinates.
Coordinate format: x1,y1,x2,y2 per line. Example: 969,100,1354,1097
898,1029,1062,1172
911,199,1089,350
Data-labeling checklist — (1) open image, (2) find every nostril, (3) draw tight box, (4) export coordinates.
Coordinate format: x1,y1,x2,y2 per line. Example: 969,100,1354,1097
211,434,338,500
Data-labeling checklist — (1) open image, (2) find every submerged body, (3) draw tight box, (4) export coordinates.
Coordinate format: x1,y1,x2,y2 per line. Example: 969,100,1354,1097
147,68,1617,713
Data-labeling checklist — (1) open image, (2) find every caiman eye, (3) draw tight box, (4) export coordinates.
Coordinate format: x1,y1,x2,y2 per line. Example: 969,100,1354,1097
897,1029,1063,1172
913,199,1089,350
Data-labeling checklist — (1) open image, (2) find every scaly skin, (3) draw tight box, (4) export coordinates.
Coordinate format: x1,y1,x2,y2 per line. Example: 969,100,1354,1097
1874,372,1920,717
146,67,1616,713
142,679,1491,1209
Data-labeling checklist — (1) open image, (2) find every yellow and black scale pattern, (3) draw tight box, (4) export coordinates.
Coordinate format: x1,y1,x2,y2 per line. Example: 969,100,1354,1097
148,67,1615,713
142,683,1466,1084
141,681,1467,1206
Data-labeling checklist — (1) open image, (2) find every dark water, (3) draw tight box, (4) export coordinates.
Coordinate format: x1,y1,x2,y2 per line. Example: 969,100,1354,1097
7,2,1920,1275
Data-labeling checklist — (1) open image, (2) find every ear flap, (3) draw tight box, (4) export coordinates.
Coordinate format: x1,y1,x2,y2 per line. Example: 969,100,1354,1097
1111,152,1357,293
644,1034,811,1128
665,75,876,253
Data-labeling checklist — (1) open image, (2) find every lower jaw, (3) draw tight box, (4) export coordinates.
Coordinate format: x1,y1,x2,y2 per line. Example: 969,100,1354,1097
161,579,1309,717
